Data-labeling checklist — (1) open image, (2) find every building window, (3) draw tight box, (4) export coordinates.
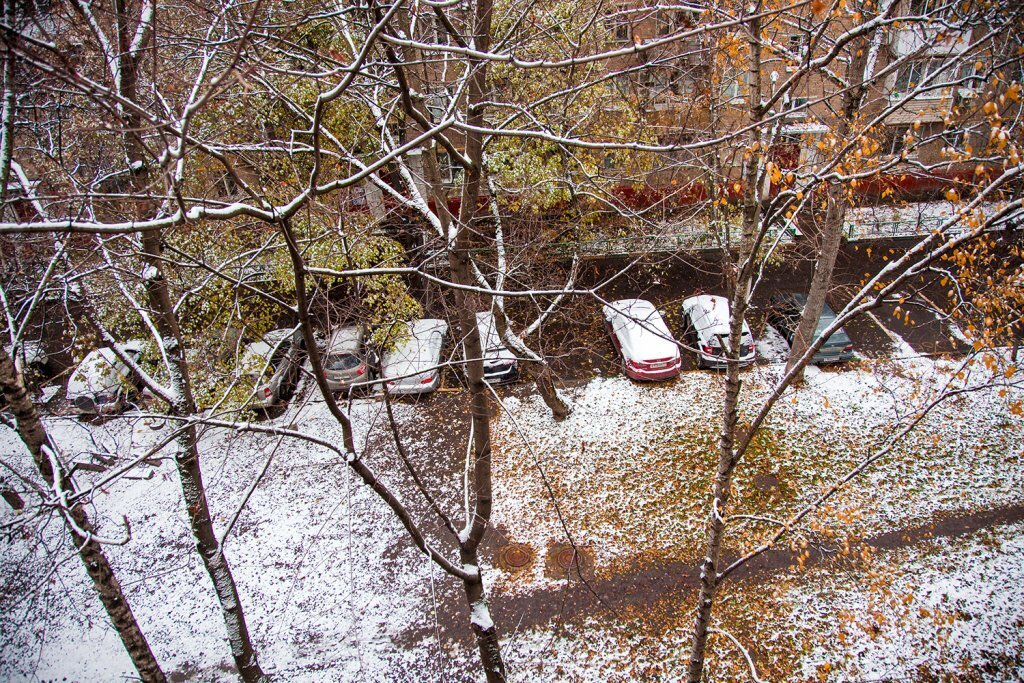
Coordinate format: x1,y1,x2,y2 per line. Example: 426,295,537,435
657,10,693,36
721,69,746,102
908,0,943,14
348,185,367,208
641,68,672,92
893,58,947,97
942,128,966,152
437,152,463,186
420,14,449,45
784,96,809,119
425,88,452,124
886,125,916,157
605,12,631,44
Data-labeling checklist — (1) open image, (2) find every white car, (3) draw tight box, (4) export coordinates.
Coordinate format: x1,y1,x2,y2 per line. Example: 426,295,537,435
5,340,50,378
67,341,144,414
381,319,449,394
681,295,756,368
602,299,681,381
240,329,305,408
473,312,518,384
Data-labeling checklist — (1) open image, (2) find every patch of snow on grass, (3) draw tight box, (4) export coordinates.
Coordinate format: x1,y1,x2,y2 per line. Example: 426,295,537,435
792,521,1024,681
492,355,1024,591
0,393,443,682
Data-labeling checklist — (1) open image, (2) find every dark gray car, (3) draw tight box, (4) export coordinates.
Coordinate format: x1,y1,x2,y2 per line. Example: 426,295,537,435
766,292,854,364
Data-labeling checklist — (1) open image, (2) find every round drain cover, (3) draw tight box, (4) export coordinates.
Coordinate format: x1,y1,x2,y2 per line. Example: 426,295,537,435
555,547,577,570
500,544,533,569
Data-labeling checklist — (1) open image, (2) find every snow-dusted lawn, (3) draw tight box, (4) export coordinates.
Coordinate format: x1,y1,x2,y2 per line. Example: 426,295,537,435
498,520,1024,681
792,521,1024,681
489,354,1024,587
2,352,1023,681
0,393,447,682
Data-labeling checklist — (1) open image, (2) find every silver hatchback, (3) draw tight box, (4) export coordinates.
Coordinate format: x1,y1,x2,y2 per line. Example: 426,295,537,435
322,327,370,392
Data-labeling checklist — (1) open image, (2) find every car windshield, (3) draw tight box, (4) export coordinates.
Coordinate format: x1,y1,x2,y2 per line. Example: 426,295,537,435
326,353,361,371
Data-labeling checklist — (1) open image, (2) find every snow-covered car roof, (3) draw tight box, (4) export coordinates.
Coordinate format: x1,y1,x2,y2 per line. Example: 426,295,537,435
261,328,299,345
67,343,141,398
382,319,448,381
602,299,679,361
683,295,752,337
325,327,364,354
241,329,298,374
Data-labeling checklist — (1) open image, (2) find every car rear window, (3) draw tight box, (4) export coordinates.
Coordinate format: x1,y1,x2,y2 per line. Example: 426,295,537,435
327,353,361,371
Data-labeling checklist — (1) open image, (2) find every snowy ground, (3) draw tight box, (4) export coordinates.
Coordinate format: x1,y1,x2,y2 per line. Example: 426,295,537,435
498,520,1024,681
2,348,1023,681
489,351,1024,587
0,391,448,682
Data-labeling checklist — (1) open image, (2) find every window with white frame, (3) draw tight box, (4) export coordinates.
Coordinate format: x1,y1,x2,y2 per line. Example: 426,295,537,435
425,88,452,124
721,68,746,102
437,151,463,186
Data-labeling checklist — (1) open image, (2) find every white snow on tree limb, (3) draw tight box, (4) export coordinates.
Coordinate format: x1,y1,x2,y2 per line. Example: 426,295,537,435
470,600,493,630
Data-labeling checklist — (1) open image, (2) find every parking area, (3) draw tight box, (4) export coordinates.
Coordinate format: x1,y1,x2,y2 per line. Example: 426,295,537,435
524,239,985,383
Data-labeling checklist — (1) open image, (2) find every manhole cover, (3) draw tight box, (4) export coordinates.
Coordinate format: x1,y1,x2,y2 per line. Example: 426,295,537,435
555,547,578,570
499,543,534,570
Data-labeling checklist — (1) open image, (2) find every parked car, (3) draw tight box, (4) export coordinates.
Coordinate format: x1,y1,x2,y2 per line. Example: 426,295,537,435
322,326,371,392
602,299,682,381
766,292,855,363
681,295,757,368
67,341,144,414
472,312,519,384
6,340,51,378
380,319,449,394
240,328,305,408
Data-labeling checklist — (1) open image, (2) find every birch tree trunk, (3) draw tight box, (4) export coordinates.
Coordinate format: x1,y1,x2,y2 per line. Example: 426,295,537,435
686,8,764,678
0,346,167,683
448,0,506,675
138,233,267,683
